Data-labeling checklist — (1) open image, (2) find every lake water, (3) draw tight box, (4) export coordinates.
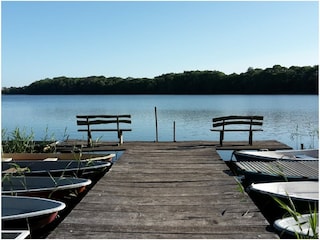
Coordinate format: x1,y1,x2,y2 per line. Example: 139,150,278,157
1,95,318,149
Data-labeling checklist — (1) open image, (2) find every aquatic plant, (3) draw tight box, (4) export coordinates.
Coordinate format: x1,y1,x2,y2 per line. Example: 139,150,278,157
290,124,319,149
273,196,318,239
1,126,70,153
2,127,35,153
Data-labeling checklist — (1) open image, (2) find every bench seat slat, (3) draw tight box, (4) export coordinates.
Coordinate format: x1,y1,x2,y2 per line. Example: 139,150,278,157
78,129,132,132
77,120,131,125
212,121,263,128
212,115,263,122
77,114,131,119
211,129,263,132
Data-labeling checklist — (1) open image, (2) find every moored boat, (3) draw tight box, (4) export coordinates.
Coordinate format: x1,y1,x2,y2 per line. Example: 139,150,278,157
233,149,318,162
1,152,115,162
273,213,319,238
2,195,66,231
2,160,112,180
2,176,92,201
1,230,30,240
234,160,318,186
249,181,318,202
248,181,318,224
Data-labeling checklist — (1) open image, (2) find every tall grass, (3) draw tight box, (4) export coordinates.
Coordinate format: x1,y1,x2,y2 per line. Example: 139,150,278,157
273,196,318,239
1,127,69,153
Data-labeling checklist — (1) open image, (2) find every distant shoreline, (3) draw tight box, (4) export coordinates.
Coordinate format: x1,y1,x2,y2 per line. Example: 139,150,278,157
2,65,318,95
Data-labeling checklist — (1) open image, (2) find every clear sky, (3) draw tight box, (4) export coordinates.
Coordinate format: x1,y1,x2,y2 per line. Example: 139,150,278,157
1,1,319,87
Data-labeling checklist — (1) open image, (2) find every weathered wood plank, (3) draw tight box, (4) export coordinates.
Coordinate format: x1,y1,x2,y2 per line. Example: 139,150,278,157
48,141,279,239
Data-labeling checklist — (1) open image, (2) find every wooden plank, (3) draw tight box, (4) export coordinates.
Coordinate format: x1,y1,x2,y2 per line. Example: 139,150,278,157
78,129,132,132
48,142,278,239
212,115,264,122
77,114,131,118
212,121,263,127
77,119,132,125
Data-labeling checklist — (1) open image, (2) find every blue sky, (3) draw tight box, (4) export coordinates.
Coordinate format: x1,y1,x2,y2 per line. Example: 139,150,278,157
1,1,319,87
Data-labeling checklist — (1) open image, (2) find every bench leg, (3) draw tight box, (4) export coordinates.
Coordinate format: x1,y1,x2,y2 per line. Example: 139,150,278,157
118,130,123,145
249,131,253,145
88,130,93,147
219,131,224,146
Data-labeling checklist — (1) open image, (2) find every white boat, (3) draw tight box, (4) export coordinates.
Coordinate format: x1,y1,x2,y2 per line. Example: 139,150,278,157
1,230,30,240
274,213,319,238
248,181,318,224
249,181,319,202
234,149,318,161
2,176,92,200
2,195,66,231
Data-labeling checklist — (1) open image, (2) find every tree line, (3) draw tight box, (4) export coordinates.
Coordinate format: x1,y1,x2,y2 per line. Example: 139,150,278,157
2,65,318,95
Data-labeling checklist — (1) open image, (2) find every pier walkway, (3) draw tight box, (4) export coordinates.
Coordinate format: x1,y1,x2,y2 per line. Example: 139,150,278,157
48,141,284,239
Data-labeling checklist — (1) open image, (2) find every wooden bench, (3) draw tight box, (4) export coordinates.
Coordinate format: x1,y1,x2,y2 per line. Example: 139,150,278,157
210,115,263,146
77,115,132,146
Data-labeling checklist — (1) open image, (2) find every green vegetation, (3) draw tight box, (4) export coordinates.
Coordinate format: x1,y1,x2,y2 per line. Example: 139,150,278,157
2,127,58,153
2,65,318,95
273,197,318,239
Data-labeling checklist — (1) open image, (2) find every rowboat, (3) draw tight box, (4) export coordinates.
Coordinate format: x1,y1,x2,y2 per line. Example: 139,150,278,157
273,213,318,238
2,176,92,201
233,149,318,162
2,195,66,231
1,230,30,240
2,152,115,162
249,181,318,203
233,160,318,186
2,160,112,180
248,181,318,224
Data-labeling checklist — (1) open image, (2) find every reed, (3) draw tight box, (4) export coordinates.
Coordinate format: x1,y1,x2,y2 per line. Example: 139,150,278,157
1,126,64,153
273,196,318,239
290,124,319,149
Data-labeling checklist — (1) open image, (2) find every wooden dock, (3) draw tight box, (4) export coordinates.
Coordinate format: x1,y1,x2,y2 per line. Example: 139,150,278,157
48,141,285,239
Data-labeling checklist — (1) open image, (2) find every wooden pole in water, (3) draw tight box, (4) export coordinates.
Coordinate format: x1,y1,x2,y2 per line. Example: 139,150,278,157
173,121,176,142
155,107,158,142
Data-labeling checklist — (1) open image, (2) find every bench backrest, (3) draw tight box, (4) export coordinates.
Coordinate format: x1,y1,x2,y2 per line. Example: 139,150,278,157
212,115,263,130
77,115,131,129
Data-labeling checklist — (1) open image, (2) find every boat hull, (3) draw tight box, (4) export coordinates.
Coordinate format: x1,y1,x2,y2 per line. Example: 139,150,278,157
1,230,30,240
2,160,112,181
2,196,66,231
234,149,318,162
2,176,92,201
232,160,318,187
2,152,115,162
248,182,318,224
273,213,319,238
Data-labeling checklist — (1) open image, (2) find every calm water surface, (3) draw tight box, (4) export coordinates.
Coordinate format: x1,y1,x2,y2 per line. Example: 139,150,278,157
1,95,318,149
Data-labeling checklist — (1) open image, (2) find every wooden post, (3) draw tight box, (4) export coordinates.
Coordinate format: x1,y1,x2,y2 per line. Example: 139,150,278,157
155,107,158,142
173,121,176,142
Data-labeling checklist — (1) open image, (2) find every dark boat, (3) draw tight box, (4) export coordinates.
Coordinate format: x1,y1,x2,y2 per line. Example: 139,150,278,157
233,149,318,162
2,176,92,201
2,160,112,180
2,152,115,162
2,195,66,231
1,230,30,240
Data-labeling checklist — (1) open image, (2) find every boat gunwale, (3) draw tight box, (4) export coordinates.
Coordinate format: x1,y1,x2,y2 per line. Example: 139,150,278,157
2,195,66,220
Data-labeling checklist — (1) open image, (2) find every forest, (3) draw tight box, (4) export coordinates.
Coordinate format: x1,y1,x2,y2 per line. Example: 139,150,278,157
2,65,318,95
